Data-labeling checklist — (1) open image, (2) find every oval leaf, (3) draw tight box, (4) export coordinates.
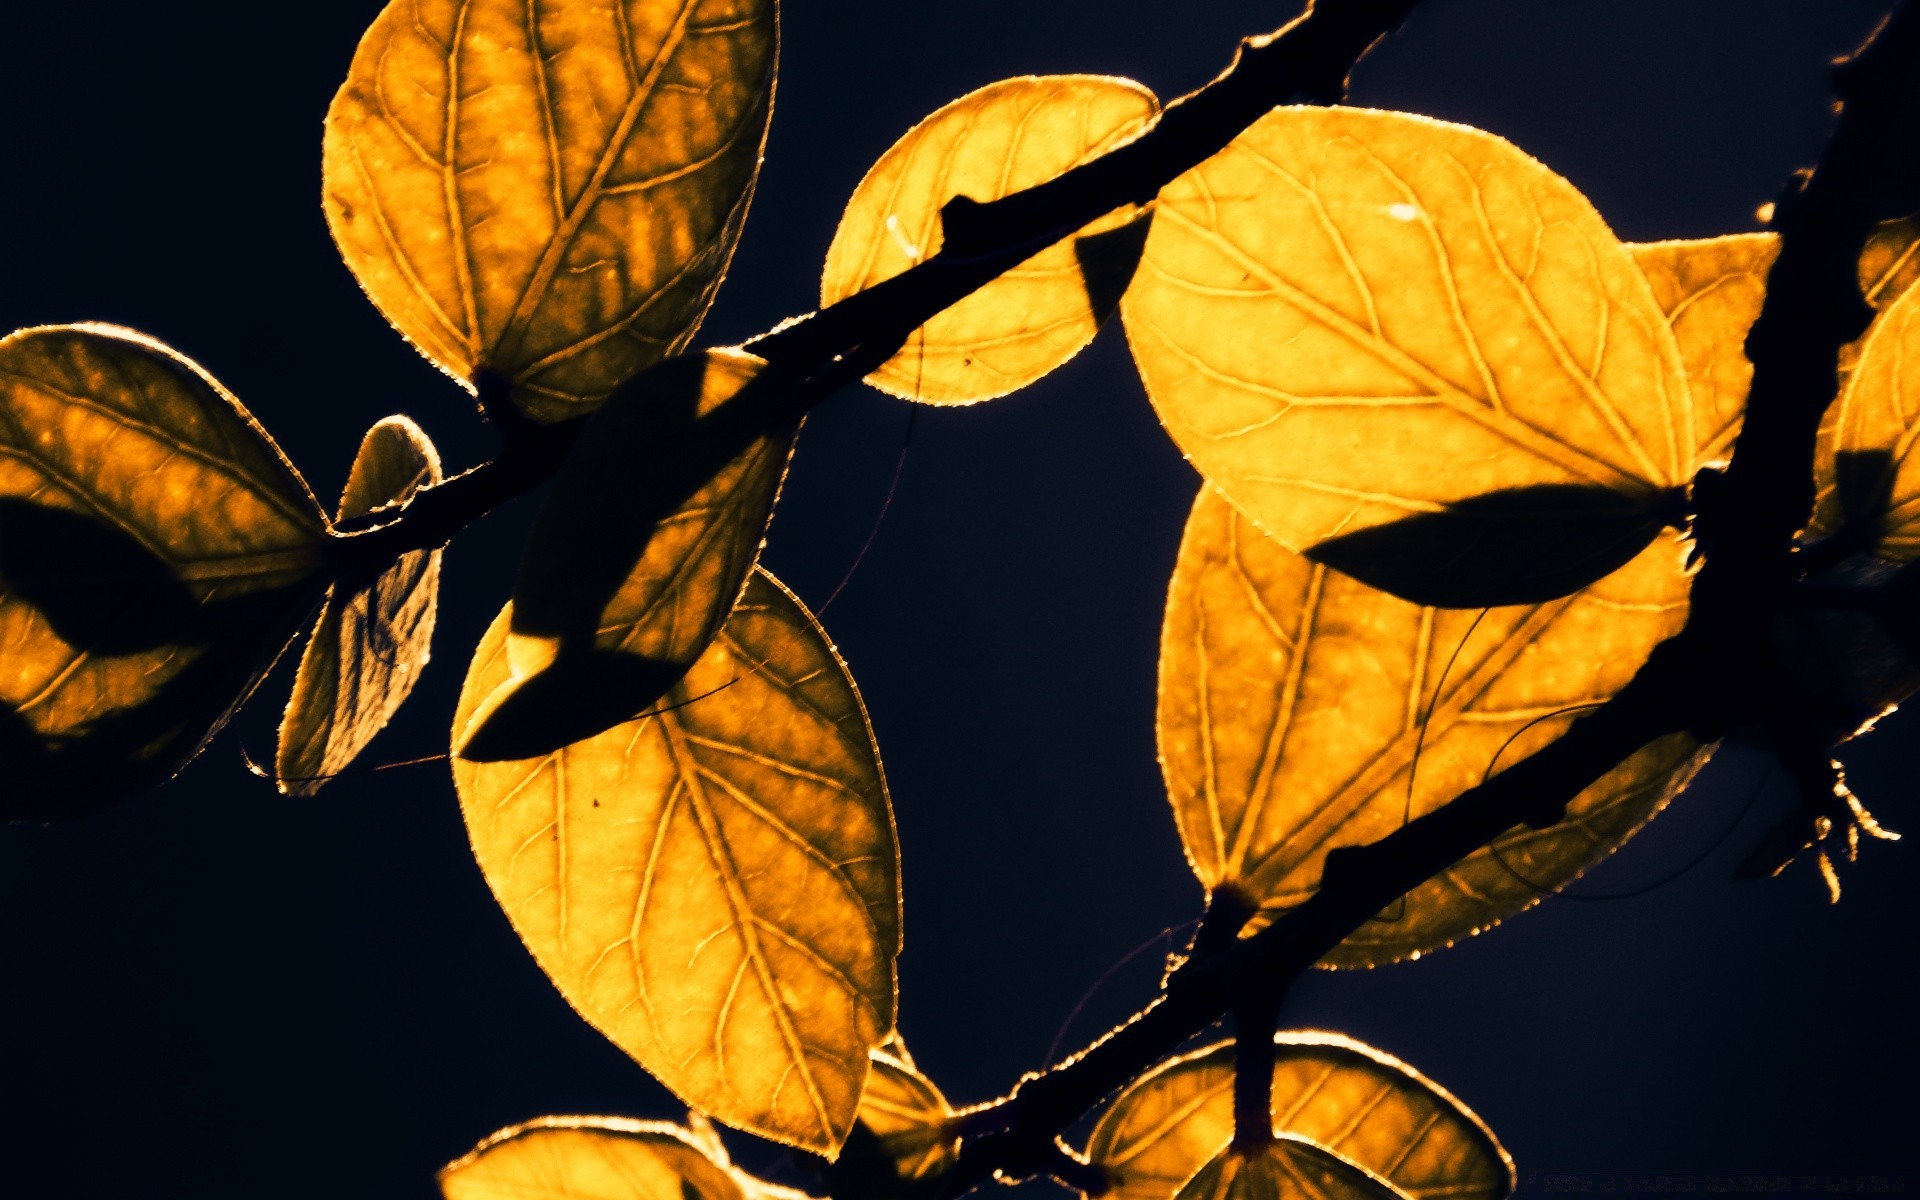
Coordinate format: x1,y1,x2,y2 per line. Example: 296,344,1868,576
464,349,799,759
453,568,900,1154
324,0,776,422
277,415,444,795
0,324,328,819
1815,273,1920,557
1086,1033,1512,1200
1158,489,1707,966
853,1048,959,1187
1628,233,1777,469
1122,107,1693,607
822,74,1159,404
441,1116,747,1200
1175,1136,1409,1200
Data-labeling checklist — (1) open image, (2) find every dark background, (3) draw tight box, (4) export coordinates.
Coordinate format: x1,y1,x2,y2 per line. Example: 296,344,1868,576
1,2,1913,1197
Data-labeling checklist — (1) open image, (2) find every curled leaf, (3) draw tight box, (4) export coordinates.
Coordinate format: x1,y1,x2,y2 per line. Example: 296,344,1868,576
441,1115,747,1200
851,1048,959,1188
1122,107,1692,607
1158,489,1707,966
1175,1136,1409,1200
822,74,1159,404
277,415,444,794
453,569,900,1154
463,349,799,759
0,324,327,819
1628,233,1777,468
324,0,777,421
1086,1033,1512,1200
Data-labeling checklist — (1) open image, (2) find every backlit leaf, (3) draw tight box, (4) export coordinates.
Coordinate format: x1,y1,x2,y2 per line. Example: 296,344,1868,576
453,569,899,1154
822,75,1158,404
854,1047,959,1185
1628,234,1777,468
1158,489,1707,966
1174,1136,1409,1200
441,1115,747,1200
1086,1033,1512,1200
0,324,328,819
1859,214,1920,314
1815,267,1920,556
463,350,797,759
1122,107,1692,608
324,0,776,422
277,415,444,795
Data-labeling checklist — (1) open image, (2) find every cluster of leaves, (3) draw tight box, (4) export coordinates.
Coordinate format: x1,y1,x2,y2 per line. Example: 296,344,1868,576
3,0,1914,1196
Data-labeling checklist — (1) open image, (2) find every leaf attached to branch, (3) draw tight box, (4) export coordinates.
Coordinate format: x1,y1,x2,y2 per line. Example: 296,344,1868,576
1174,1135,1410,1200
441,1115,749,1200
823,74,1159,404
324,0,777,421
1157,489,1707,966
277,415,443,795
453,569,899,1155
0,324,328,819
1086,1033,1512,1200
1122,107,1695,608
460,350,799,761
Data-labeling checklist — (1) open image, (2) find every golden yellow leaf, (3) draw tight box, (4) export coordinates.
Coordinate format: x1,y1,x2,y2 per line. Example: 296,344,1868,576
453,569,899,1154
1085,1033,1512,1200
821,75,1159,404
0,324,328,819
1158,489,1706,966
276,415,444,795
854,1047,959,1185
1628,234,1777,468
441,1115,747,1200
1122,107,1694,607
462,350,797,759
1174,1136,1409,1200
1815,262,1920,556
324,0,776,422
1859,214,1920,314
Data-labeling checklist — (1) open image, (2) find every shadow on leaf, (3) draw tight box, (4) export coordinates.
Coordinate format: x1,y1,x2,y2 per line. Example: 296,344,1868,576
1304,483,1676,608
1075,207,1154,324
455,650,695,763
0,499,199,654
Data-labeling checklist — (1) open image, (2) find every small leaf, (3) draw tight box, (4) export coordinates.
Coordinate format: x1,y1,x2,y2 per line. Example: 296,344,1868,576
453,569,900,1154
1815,277,1920,557
1121,107,1693,606
1858,213,1920,313
1303,483,1668,608
822,75,1159,404
1628,233,1777,467
1086,1033,1512,1200
853,1048,959,1186
324,0,776,422
441,1115,747,1200
1175,1136,1410,1200
1158,489,1707,966
466,349,799,758
0,324,328,819
277,415,444,795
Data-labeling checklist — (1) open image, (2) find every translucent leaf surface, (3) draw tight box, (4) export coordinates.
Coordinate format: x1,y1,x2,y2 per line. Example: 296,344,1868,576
1859,214,1920,314
324,0,776,422
1175,1136,1409,1200
453,569,899,1153
1158,489,1706,966
1122,107,1692,607
0,324,328,818
1816,268,1920,556
1628,234,1777,468
855,1048,959,1185
277,415,444,794
463,350,797,759
822,74,1158,404
1086,1033,1512,1200
441,1115,747,1200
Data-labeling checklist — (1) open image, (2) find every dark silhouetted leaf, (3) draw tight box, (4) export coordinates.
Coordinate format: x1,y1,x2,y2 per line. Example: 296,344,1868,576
1087,1033,1512,1200
277,415,444,794
453,569,899,1154
0,324,327,820
464,351,799,758
324,0,776,421
822,75,1158,404
1304,483,1671,607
